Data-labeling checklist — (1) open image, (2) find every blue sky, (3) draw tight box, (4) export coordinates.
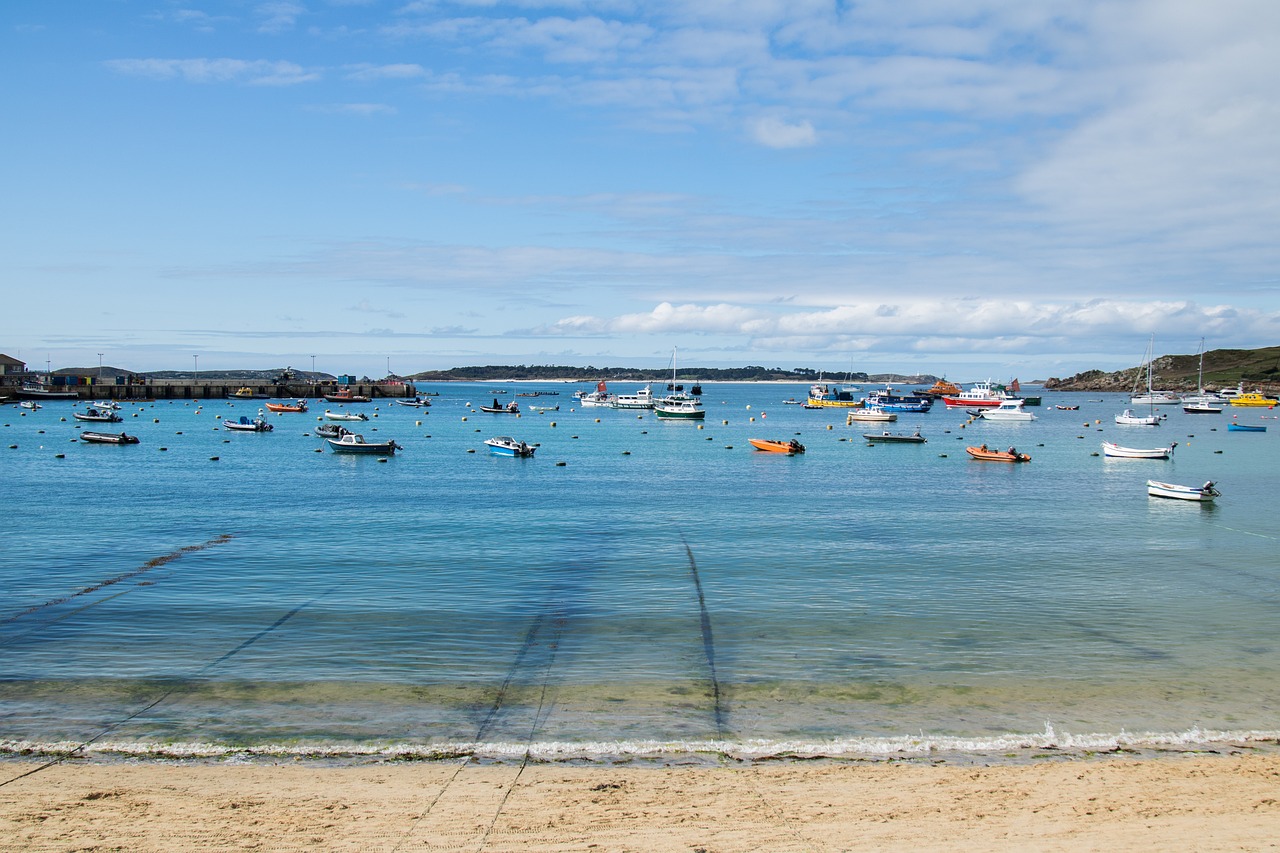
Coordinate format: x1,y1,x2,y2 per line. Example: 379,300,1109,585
3,0,1278,381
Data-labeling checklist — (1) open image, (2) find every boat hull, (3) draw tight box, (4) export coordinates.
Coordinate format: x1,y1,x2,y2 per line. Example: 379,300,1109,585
327,436,398,454
1102,441,1175,459
965,446,1030,462
1227,423,1267,432
79,431,139,444
748,438,804,453
485,437,536,457
863,432,926,443
1148,480,1219,501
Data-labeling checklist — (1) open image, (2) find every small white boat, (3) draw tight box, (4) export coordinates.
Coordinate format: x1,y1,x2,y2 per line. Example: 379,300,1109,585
1102,441,1176,459
846,407,897,423
18,400,41,410
327,433,401,455
485,436,536,457
1183,402,1223,414
222,411,273,432
325,410,369,422
1148,480,1220,501
394,397,432,408
611,385,654,410
979,400,1036,421
1115,408,1162,426
73,407,123,423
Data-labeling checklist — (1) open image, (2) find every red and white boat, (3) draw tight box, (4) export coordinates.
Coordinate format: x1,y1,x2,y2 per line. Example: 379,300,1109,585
942,380,1011,410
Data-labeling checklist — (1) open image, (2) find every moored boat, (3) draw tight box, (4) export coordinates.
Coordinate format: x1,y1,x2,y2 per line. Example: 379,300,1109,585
1183,402,1223,414
806,381,863,408
1101,441,1176,459
920,377,962,398
314,423,349,438
965,444,1030,462
1054,404,1080,411
264,399,308,413
941,380,1008,410
846,407,897,423
73,407,123,423
978,400,1036,421
863,429,926,444
394,397,432,408
222,411,273,432
1147,480,1220,501
79,431,140,444
1227,423,1267,432
15,383,78,400
1229,392,1278,408
479,400,521,414
1115,408,1162,426
18,400,41,410
484,436,536,457
232,387,270,399
862,386,931,413
575,381,616,407
325,410,369,421
324,388,372,403
653,348,705,420
748,438,805,453
611,385,654,410
327,433,401,454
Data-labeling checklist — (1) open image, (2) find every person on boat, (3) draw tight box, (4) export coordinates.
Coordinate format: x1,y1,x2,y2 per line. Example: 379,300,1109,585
980,444,988,452
1007,446,1017,456
493,398,499,409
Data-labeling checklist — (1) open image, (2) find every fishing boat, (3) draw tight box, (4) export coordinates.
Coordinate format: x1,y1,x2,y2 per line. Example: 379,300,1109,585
611,385,655,410
79,431,140,444
1227,423,1267,432
327,433,401,455
314,423,349,439
1101,441,1176,459
920,377,962,398
1229,392,1279,408
978,400,1036,421
222,411,273,432
15,382,78,400
264,399,308,413
1115,408,1162,426
324,388,372,403
1183,402,1223,414
484,436,536,457
479,400,521,414
846,407,897,423
863,429,926,444
574,381,616,407
965,444,1030,462
806,381,863,408
1147,480,1220,501
232,387,270,399
748,438,805,454
73,407,122,423
941,380,1008,410
653,348,705,420
325,410,369,421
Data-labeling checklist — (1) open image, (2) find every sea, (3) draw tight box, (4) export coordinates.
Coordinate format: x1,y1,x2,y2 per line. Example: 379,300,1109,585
2,383,1279,765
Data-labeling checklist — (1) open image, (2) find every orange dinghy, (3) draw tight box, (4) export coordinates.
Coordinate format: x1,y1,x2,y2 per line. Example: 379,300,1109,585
264,399,308,413
965,444,1030,463
749,438,805,454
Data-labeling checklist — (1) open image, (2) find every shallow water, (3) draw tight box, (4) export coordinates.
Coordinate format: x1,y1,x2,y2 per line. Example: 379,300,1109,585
2,385,1278,760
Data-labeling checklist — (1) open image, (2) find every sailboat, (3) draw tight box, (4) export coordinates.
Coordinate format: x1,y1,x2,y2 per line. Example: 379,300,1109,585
1182,339,1223,413
1116,336,1163,425
1130,336,1180,405
653,347,705,420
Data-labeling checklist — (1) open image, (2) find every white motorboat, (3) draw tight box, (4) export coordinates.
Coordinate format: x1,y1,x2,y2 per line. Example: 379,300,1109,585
978,400,1036,421
1102,441,1176,459
325,410,369,421
846,407,897,423
223,411,273,432
484,436,536,457
1115,408,1162,426
611,385,654,409
1147,480,1220,501
73,407,123,423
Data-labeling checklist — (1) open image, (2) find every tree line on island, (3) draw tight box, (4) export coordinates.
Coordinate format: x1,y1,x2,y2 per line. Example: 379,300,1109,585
407,365,939,383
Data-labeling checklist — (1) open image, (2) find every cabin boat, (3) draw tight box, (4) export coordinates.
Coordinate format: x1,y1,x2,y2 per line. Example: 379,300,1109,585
79,431,140,445
921,378,962,398
264,399,308,413
1147,480,1220,501
232,387,270,399
1229,392,1278,408
806,382,863,408
1101,441,1176,459
748,438,805,454
1183,402,1223,414
965,445,1030,462
1115,409,1162,426
846,408,897,423
324,388,372,403
479,400,521,414
575,381,615,407
978,400,1036,421
484,436,536,457
862,386,932,413
327,433,401,454
15,383,78,400
611,385,655,409
941,380,1009,409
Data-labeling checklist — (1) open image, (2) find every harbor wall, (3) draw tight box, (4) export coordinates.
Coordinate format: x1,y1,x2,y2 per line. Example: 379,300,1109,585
1,379,414,401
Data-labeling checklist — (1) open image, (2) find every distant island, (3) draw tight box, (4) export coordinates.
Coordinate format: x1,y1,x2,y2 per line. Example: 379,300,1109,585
1046,345,1280,392
406,365,940,384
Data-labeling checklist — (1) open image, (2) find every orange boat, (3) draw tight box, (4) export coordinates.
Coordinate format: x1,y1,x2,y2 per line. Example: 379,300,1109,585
965,444,1030,462
749,438,805,454
922,377,962,398
264,399,308,413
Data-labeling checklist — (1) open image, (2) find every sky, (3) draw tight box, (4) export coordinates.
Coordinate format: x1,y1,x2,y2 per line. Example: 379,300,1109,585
2,0,1278,382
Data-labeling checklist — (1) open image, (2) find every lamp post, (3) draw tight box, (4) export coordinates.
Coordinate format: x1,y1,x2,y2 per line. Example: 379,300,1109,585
311,354,316,374
98,353,103,381
193,354,198,382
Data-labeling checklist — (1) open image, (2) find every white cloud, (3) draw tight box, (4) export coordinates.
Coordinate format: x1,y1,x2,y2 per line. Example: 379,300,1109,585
749,116,816,148
104,58,320,86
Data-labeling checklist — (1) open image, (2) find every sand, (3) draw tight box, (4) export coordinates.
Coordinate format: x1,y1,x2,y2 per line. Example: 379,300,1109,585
2,753,1279,851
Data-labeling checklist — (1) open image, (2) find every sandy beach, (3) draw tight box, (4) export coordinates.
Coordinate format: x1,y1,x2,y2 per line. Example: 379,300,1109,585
2,753,1278,851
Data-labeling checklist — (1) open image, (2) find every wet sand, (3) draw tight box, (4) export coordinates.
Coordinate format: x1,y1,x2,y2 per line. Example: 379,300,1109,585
2,753,1278,851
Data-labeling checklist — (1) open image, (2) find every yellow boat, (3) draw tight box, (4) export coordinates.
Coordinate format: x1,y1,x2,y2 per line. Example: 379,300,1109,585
1229,392,1278,407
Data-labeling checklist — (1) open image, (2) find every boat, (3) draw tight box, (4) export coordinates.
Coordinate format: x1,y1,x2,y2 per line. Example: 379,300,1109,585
393,397,432,408
863,429,926,444
574,381,616,407
527,405,560,412
920,377,962,399
1054,404,1080,411
1147,480,1220,501
324,388,372,403
846,408,897,423
1229,392,1279,408
314,423,349,438
479,399,521,414
484,436,536,457
264,399,308,413
1182,340,1224,411
1101,441,1176,459
1183,402,1222,414
327,433,401,455
1007,381,1041,406
73,407,123,423
653,348,706,420
14,382,78,400
978,400,1037,421
325,410,369,421
782,398,802,405
79,431,140,445
611,385,655,410
1115,408,1162,426
748,438,805,453
18,400,41,410
222,411,273,432
232,387,270,399
806,381,863,408
941,380,1009,410
862,385,932,413
1227,423,1267,432
965,444,1030,462
1130,390,1181,406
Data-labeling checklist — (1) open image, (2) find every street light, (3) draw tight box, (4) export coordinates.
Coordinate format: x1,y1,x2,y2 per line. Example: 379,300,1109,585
311,355,316,374
98,353,103,381
193,354,198,381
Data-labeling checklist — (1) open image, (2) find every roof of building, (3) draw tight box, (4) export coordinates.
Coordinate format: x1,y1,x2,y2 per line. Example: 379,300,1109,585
0,354,27,366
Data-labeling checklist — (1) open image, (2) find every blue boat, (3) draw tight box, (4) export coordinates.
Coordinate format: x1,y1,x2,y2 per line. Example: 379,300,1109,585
863,386,932,413
485,436,536,457
1228,423,1267,432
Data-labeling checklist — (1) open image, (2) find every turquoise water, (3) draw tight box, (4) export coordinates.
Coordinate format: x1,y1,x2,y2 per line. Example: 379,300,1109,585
2,384,1278,761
